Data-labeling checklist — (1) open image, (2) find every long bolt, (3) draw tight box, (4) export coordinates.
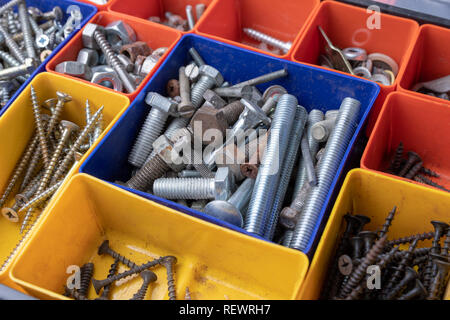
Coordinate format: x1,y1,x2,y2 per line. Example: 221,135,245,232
18,1,37,60
264,105,308,240
244,94,297,236
300,134,317,186
290,98,361,251
92,25,135,93
126,152,170,192
243,28,292,53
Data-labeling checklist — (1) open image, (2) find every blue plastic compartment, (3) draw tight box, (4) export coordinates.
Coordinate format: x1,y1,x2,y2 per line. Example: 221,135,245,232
0,0,97,117
80,34,379,256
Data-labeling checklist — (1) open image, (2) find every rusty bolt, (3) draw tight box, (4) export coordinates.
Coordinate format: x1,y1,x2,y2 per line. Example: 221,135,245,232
166,79,180,98
190,105,228,145
120,41,152,63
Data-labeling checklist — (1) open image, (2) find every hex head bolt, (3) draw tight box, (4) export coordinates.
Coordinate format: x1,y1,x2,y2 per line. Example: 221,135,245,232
153,167,234,200
244,94,297,236
289,98,361,251
204,177,255,227
293,109,324,195
378,206,397,238
264,105,308,240
18,1,37,60
83,23,136,94
191,64,224,108
78,262,94,298
397,151,421,177
91,256,166,294
338,235,387,299
130,270,157,300
243,28,292,54
178,66,195,118
161,256,177,300
97,240,138,269
128,92,177,168
0,23,25,63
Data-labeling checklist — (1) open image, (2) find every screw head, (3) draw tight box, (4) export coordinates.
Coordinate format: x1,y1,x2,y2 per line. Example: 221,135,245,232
1,207,19,223
204,200,243,227
97,240,110,255
60,120,80,134
338,254,353,276
56,91,72,103
140,270,157,283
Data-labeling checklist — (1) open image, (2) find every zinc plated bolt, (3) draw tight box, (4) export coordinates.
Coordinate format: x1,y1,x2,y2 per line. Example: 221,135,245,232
244,94,298,236
243,28,292,53
130,270,157,300
204,177,255,227
188,47,205,67
264,105,308,240
0,23,25,63
153,167,234,200
289,97,361,251
191,64,224,108
178,66,195,118
18,1,37,60
0,57,35,79
128,92,177,168
230,69,288,89
185,5,195,30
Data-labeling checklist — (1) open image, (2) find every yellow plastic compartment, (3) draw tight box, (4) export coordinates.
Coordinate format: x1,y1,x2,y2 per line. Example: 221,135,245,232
297,169,450,300
10,174,309,300
0,73,130,289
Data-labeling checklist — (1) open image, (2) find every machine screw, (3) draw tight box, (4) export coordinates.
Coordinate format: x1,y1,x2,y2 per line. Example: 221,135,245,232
289,97,361,251
130,270,157,300
244,94,298,236
243,28,292,53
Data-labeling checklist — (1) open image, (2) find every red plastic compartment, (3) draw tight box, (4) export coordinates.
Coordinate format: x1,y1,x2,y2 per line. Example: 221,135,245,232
292,1,419,135
109,0,215,33
195,0,320,59
46,11,181,101
398,24,450,104
361,92,450,191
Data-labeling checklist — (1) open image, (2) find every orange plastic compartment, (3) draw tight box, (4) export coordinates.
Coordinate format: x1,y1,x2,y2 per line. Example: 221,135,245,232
398,24,450,104
10,174,309,300
46,11,181,101
109,0,215,33
77,0,110,11
195,0,320,60
361,92,450,191
292,0,419,135
297,169,450,300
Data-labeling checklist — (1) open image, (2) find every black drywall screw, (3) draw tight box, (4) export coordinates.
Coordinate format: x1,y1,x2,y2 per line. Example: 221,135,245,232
64,286,89,300
130,270,158,300
430,221,449,254
384,267,418,300
420,167,439,178
91,257,166,294
387,231,434,246
441,229,450,257
353,215,371,235
97,240,138,269
378,206,397,238
359,231,377,256
404,161,423,180
397,279,427,300
389,142,404,174
79,262,94,297
350,236,363,260
414,174,449,192
96,258,120,300
162,256,178,300
340,235,387,299
398,151,421,177
384,238,418,292
427,254,450,300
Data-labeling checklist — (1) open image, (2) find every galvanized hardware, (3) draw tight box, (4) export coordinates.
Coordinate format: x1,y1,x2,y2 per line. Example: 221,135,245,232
318,26,353,75
243,28,292,54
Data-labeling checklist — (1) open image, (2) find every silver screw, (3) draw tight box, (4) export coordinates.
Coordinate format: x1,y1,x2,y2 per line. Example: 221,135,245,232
191,64,224,108
0,0,22,17
0,23,25,63
128,92,177,168
204,177,255,227
30,85,50,167
244,94,298,235
153,167,234,200
185,5,195,30
195,4,206,20
18,1,37,60
243,28,292,53
289,97,361,251
263,105,308,240
0,57,35,79
188,47,205,67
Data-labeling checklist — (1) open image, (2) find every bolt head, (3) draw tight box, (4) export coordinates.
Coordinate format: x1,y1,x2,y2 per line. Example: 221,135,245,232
77,48,99,67
105,20,137,52
204,200,243,227
55,61,92,81
199,65,224,87
203,89,227,109
140,270,157,283
311,123,330,142
185,63,200,82
240,98,271,127
145,92,177,114
214,167,233,200
82,23,105,49
52,6,64,21
1,207,19,223
24,58,38,73
190,105,228,145
407,151,421,162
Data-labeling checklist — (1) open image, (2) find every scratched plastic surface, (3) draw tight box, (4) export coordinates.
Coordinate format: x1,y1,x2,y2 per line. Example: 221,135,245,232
298,169,450,300
0,73,129,289
10,174,309,300
0,0,97,117
80,34,379,256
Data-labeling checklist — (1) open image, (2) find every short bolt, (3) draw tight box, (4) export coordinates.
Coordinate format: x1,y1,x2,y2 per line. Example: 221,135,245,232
190,64,224,108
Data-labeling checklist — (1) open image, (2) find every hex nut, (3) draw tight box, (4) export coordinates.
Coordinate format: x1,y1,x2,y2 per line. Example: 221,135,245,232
91,70,123,92
82,23,105,49
105,20,137,52
140,55,158,77
145,92,177,114
199,65,224,87
55,61,92,80
120,41,152,63
77,48,99,67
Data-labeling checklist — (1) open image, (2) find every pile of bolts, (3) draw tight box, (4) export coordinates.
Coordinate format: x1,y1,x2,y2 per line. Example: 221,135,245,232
386,142,449,192
56,20,167,94
149,3,207,32
318,26,398,86
322,207,450,300
120,46,361,252
64,240,178,300
0,0,83,108
0,88,104,272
